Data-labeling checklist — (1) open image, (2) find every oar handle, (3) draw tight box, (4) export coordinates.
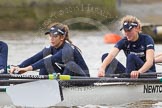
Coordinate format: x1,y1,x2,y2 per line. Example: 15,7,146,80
106,73,158,78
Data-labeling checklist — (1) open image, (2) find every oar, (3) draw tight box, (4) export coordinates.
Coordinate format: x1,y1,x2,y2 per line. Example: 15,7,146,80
0,74,71,80
0,72,161,80
0,79,38,86
2,80,62,107
62,77,162,84
1,74,162,87
0,74,67,107
106,72,162,78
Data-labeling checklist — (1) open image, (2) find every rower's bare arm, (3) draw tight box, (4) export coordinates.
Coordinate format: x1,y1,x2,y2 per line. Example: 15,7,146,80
130,49,154,78
138,49,154,73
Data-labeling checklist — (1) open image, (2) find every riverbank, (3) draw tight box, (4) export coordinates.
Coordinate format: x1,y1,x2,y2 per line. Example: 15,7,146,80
0,0,117,31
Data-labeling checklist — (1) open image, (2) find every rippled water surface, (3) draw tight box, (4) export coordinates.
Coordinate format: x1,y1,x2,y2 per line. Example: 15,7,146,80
1,31,162,108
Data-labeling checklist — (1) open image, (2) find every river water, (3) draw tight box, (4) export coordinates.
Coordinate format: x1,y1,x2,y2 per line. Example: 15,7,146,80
1,30,162,108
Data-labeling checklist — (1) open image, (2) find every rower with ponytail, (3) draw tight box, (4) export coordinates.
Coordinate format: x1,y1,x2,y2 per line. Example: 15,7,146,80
10,22,90,77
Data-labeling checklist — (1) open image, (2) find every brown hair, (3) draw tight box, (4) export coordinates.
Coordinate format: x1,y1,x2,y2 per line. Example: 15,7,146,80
48,22,72,44
48,22,81,52
120,15,142,31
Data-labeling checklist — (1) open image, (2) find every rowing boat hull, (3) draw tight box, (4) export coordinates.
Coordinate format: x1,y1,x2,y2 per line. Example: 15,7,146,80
57,83,162,106
1,82,162,106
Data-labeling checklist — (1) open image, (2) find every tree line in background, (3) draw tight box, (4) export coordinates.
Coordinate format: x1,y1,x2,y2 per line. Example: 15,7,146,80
0,0,118,31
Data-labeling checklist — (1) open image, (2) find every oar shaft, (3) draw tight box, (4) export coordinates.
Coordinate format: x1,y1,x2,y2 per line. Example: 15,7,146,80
0,72,161,81
0,79,38,86
0,74,71,80
61,78,162,84
0,74,49,79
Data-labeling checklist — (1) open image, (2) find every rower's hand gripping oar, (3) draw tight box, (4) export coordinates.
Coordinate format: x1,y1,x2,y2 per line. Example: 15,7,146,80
5,73,70,107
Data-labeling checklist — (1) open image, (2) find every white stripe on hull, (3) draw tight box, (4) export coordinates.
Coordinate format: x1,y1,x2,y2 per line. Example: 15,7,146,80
1,82,162,106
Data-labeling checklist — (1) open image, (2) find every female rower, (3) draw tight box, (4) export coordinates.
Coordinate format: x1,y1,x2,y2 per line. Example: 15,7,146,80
98,15,156,78
10,22,90,77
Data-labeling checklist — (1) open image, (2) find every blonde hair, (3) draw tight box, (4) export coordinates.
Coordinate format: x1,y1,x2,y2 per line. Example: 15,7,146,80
120,15,142,31
48,22,72,44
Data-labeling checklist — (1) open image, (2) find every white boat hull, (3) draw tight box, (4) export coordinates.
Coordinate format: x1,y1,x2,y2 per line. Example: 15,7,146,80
1,82,162,106
57,83,162,106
